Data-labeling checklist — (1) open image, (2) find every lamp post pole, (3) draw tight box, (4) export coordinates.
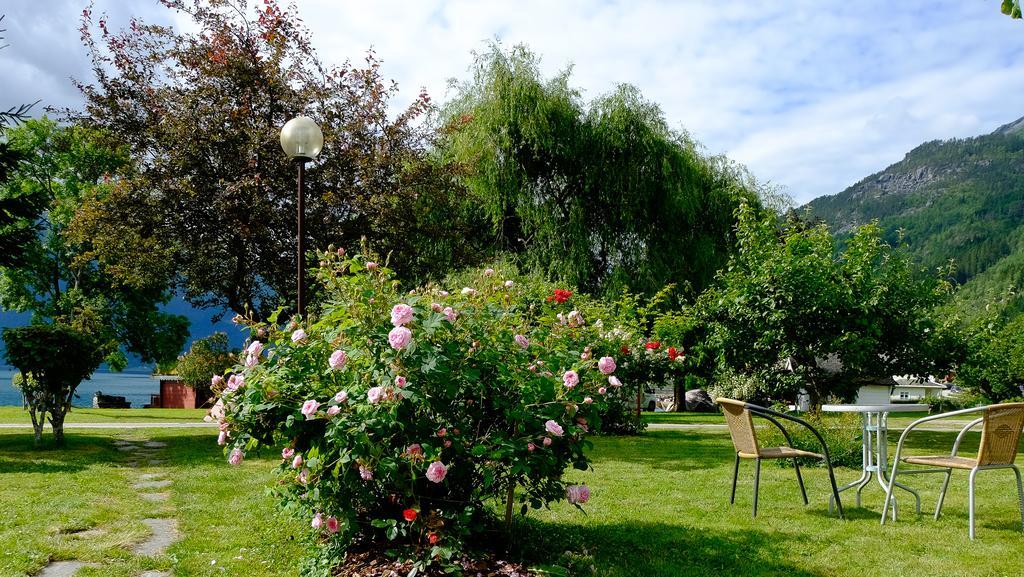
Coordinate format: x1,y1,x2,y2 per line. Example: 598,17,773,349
280,115,323,320
296,160,306,318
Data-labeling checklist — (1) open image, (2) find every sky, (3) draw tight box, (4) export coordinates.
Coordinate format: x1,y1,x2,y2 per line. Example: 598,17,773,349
2,1,1024,204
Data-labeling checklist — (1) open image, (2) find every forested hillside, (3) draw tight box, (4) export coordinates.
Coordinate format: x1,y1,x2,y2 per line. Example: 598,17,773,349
806,117,1024,318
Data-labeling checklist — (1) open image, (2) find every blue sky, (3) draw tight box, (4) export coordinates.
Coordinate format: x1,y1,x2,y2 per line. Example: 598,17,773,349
2,1,1024,204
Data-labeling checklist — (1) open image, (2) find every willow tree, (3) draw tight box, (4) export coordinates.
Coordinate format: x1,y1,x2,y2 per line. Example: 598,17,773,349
438,45,760,297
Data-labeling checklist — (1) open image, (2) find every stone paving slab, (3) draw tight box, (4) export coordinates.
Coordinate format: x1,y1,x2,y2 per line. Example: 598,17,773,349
37,561,90,576
139,473,164,481
133,480,172,490
138,572,172,577
117,446,140,452
147,460,165,466
143,441,169,448
133,518,178,557
139,492,170,502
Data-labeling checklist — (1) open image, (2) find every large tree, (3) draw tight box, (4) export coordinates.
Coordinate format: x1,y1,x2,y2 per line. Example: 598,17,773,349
72,0,476,320
437,45,761,297
695,205,959,406
0,117,189,371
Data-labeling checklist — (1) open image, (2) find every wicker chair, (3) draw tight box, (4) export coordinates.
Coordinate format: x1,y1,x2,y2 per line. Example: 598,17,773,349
881,403,1024,539
717,398,844,518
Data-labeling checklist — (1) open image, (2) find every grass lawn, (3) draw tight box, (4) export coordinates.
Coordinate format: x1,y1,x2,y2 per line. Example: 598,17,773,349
2,423,1022,576
0,407,208,424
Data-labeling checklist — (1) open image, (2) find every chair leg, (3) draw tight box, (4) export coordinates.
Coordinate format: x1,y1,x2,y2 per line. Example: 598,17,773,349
1012,465,1024,533
753,458,761,518
934,469,952,520
968,467,979,540
730,453,740,505
793,458,808,505
881,460,898,525
825,458,844,519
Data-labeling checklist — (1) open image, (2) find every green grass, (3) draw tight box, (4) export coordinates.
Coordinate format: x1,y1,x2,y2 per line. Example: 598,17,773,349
0,428,303,577
0,407,208,424
2,423,1022,576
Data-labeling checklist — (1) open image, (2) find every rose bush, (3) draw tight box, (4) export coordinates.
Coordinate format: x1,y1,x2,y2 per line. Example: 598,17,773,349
214,249,617,575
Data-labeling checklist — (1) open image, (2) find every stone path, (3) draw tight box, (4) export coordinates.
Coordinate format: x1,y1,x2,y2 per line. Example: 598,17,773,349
34,437,179,576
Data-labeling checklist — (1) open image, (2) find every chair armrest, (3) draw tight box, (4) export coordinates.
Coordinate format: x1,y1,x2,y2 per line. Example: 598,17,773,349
748,404,833,461
951,417,984,457
750,411,799,449
890,406,989,472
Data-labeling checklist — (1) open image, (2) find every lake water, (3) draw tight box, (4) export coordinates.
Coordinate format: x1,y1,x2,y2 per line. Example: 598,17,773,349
0,367,161,408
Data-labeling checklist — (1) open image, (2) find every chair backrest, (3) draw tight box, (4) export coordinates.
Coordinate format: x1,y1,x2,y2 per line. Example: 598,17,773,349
717,398,759,455
977,402,1024,466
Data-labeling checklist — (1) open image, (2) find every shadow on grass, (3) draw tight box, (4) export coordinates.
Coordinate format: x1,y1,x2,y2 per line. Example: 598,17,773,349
596,430,735,473
508,517,825,577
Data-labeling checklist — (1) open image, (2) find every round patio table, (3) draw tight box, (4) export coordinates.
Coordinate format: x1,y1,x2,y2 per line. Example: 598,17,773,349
821,403,929,519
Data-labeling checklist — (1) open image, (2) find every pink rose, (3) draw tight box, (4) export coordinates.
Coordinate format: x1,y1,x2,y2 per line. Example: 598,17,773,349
227,375,244,391
388,326,412,350
395,376,407,388
298,468,309,485
436,427,447,437
584,397,593,404
514,334,529,349
562,371,579,389
291,329,307,344
228,448,243,466
426,461,448,483
326,516,339,533
367,386,384,404
431,302,443,312
545,420,564,436
245,352,258,367
334,390,348,403
437,290,449,297
407,443,424,457
211,374,224,387
566,484,590,504
527,442,536,452
598,386,607,395
504,280,514,288
359,465,373,480
608,376,622,387
246,340,263,357
442,307,457,323
460,287,477,296
366,261,378,270
301,399,320,419
484,268,495,277
292,454,303,469
329,350,347,370
208,399,225,422
597,356,616,375
282,447,294,461
326,405,341,417
217,431,227,446
337,247,346,256
311,513,323,529
390,303,414,326
543,437,552,447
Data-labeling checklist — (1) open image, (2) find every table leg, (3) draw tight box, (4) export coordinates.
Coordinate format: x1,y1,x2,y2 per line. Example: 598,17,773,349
876,412,920,518
831,412,871,513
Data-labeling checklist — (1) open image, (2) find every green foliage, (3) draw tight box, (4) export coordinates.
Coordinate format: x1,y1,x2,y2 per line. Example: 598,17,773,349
2,325,106,446
957,314,1024,402
218,250,614,573
695,204,957,405
75,1,478,320
1002,0,1022,19
175,333,236,401
0,118,189,368
759,411,863,469
438,44,760,297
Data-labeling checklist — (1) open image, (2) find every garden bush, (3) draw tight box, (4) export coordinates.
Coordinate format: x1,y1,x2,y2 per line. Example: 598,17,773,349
174,332,236,405
215,249,623,575
759,410,863,469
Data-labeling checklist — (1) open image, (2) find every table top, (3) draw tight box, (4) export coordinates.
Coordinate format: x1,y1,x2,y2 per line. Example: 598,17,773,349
821,403,929,413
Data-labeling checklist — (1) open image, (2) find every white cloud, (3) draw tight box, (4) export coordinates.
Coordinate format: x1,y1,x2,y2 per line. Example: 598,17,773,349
3,0,1023,203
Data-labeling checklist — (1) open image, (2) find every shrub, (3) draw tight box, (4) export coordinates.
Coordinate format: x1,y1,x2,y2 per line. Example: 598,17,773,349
216,250,620,575
175,332,236,405
759,411,862,469
2,325,106,446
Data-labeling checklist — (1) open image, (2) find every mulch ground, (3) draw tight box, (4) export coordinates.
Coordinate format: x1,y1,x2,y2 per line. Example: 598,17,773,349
334,546,539,577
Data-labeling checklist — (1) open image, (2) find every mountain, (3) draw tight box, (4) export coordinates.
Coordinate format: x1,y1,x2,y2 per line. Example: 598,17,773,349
805,117,1024,316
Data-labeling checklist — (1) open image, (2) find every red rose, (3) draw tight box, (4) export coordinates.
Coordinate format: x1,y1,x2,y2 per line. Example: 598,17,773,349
620,345,631,355
428,533,440,544
645,341,661,350
546,289,573,304
667,346,679,360
402,508,417,522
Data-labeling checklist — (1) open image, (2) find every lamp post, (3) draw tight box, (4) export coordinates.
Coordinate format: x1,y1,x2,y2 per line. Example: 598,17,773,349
279,116,323,319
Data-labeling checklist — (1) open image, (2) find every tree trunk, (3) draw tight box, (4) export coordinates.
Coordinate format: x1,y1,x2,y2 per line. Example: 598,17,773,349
50,411,65,447
673,380,685,412
29,407,43,447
